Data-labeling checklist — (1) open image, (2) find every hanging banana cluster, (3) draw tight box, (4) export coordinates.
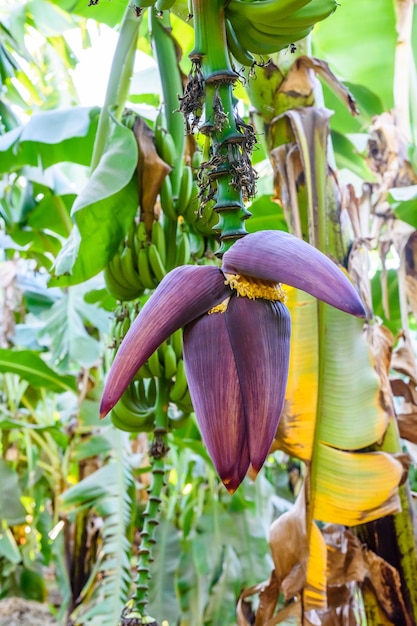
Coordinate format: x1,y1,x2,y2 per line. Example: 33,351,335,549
154,115,218,236
225,0,338,64
104,218,193,301
108,306,193,432
135,0,337,66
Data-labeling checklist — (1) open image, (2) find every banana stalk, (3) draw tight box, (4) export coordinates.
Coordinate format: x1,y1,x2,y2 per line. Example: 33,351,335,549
120,379,170,624
180,0,254,254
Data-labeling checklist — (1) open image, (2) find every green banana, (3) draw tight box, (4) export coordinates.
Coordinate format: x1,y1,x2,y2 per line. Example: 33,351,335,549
229,13,310,54
170,328,183,360
155,0,176,9
160,175,178,222
118,314,131,340
151,219,167,266
108,252,134,291
111,387,155,432
189,232,206,259
104,258,139,302
104,265,130,302
182,180,199,225
120,247,145,294
147,349,162,378
138,247,156,290
135,220,148,245
111,410,141,433
148,243,167,283
176,165,193,216
146,377,157,406
227,0,312,23
111,406,155,433
191,149,203,171
192,202,219,237
176,387,194,414
175,227,191,266
253,0,337,31
163,344,177,379
225,18,256,67
227,0,337,54
134,361,154,380
156,128,177,167
247,21,314,49
136,0,156,7
169,358,188,403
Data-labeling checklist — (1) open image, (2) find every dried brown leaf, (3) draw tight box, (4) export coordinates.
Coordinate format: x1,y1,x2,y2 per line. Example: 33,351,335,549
133,117,171,233
363,549,413,626
323,527,367,587
405,274,417,321
390,378,417,405
397,412,417,443
263,601,301,625
281,562,306,601
364,323,395,415
270,144,303,238
269,489,307,591
237,572,280,626
294,57,359,116
391,334,417,383
367,112,417,188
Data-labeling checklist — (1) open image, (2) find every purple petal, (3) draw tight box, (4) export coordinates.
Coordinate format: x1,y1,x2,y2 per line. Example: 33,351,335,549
225,297,291,474
222,231,366,317
183,312,250,493
100,265,229,417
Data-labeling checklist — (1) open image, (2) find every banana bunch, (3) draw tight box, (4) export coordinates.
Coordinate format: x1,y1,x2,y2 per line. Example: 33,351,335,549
157,148,197,226
112,327,193,431
225,0,338,62
138,328,194,414
154,115,216,233
111,378,156,432
134,220,167,289
107,305,132,361
104,238,145,302
169,358,194,414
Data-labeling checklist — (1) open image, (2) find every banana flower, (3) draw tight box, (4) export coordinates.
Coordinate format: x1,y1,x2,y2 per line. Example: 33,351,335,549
100,230,366,493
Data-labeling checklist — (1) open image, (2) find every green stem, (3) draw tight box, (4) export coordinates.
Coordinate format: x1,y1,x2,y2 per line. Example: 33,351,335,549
191,0,233,72
188,0,253,255
133,379,170,617
151,11,185,195
90,6,141,172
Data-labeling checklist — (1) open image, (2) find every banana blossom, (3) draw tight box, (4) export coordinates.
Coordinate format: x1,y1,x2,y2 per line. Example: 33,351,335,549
100,230,366,492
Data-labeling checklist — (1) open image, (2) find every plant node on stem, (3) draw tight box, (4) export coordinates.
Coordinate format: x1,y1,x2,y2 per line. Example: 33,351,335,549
119,381,169,626
179,0,258,255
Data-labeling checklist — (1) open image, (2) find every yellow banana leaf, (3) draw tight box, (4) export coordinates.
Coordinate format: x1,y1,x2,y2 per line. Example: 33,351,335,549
276,287,318,463
303,518,327,611
311,444,402,525
276,289,401,525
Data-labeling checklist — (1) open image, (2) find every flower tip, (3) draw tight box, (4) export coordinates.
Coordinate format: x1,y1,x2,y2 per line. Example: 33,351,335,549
355,299,367,318
247,465,259,481
220,468,247,494
99,396,116,420
223,477,240,494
